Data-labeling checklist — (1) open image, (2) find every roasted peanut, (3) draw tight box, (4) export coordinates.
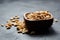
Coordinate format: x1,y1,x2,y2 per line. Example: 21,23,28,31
0,24,4,27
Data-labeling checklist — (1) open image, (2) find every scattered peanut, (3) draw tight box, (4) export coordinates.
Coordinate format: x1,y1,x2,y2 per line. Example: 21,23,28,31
10,17,14,20
0,24,4,27
54,19,58,22
14,16,20,19
22,28,28,34
5,23,12,29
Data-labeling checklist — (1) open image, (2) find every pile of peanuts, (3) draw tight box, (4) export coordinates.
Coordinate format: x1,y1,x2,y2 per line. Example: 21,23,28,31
5,16,28,34
0,15,34,34
26,11,52,20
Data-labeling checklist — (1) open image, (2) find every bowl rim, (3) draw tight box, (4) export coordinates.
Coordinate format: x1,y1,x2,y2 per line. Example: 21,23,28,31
24,11,54,21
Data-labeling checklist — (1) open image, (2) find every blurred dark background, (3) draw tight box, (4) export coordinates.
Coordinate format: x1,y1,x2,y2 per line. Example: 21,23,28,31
0,0,60,3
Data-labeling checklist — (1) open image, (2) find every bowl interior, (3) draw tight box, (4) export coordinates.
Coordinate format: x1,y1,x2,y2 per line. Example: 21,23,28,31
24,11,53,21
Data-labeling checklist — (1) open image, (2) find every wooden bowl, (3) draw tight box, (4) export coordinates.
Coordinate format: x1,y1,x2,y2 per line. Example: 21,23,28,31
24,11,54,32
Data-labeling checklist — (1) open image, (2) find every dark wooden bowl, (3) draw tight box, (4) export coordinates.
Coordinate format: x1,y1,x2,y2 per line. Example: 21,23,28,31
24,12,54,32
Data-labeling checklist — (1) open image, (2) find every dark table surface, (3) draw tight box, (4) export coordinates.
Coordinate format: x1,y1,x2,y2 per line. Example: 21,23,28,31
0,0,60,40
